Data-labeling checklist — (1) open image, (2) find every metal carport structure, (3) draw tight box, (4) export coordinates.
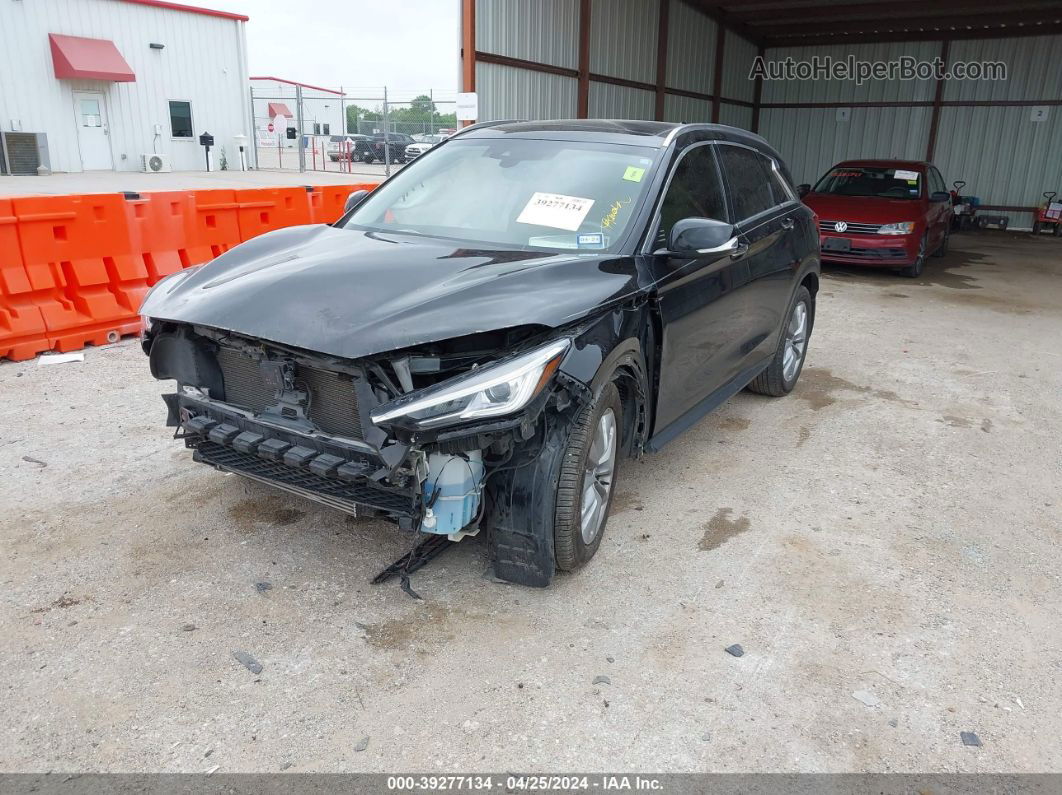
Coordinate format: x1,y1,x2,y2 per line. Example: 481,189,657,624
460,0,1062,228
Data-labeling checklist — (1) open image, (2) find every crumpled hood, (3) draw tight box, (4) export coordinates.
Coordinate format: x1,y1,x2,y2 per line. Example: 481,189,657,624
140,224,642,359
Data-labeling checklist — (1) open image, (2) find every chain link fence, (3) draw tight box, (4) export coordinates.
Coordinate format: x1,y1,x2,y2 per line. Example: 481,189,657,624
249,81,458,179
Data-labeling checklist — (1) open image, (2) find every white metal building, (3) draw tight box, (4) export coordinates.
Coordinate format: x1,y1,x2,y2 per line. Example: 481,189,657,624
462,0,1062,228
0,0,254,174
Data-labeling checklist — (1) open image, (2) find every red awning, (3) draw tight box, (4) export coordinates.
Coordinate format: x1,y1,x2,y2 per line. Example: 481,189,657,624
267,102,293,119
49,34,135,82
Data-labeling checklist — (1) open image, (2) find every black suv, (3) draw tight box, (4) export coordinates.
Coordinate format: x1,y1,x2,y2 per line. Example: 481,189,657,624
364,132,415,163
140,120,820,588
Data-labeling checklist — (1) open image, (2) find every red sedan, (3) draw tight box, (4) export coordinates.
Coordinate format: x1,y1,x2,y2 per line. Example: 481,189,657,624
800,159,952,278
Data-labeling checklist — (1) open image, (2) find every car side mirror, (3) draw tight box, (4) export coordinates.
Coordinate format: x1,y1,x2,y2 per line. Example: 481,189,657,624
667,218,738,255
797,183,811,198
930,191,950,202
343,189,370,214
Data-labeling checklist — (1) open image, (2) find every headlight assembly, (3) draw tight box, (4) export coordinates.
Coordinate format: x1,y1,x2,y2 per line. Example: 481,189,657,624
877,221,915,235
370,338,571,430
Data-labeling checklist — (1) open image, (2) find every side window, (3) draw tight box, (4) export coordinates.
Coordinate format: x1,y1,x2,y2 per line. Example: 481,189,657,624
718,145,776,221
768,160,795,204
168,101,193,139
656,145,728,247
930,167,946,195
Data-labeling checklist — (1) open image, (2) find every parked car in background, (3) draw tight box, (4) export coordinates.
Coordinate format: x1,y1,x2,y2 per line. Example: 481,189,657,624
800,159,952,278
364,132,415,163
403,134,450,161
327,134,371,162
411,133,449,144
139,120,819,587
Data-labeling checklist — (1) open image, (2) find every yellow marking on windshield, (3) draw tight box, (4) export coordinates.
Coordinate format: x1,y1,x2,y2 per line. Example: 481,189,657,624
601,197,632,229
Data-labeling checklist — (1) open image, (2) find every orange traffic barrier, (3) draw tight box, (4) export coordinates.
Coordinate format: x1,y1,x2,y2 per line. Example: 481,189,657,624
189,189,243,262
0,182,378,361
308,182,378,225
235,186,313,239
0,199,52,361
13,194,143,353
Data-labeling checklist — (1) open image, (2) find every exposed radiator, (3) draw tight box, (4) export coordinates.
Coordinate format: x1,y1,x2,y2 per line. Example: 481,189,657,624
215,346,363,439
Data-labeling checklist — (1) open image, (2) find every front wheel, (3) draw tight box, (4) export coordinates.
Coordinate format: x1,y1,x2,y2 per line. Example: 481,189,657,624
933,225,949,257
747,285,812,397
554,382,622,571
901,233,927,278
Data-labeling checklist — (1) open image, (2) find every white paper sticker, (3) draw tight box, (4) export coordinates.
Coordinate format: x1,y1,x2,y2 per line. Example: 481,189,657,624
893,169,920,181
517,192,595,231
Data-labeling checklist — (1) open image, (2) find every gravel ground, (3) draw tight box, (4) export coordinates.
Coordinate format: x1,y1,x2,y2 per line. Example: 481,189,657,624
1,232,1060,773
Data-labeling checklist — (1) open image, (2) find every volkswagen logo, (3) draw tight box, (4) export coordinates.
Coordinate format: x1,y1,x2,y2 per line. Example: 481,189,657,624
834,221,848,233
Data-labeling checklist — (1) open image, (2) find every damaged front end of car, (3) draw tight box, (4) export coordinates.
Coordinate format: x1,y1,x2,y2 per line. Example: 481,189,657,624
143,316,618,585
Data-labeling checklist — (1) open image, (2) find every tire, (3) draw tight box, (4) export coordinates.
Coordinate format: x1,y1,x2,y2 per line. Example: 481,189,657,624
933,225,949,257
1054,223,1061,237
364,154,375,164
553,382,622,572
747,285,813,397
901,233,927,278
1032,221,1042,235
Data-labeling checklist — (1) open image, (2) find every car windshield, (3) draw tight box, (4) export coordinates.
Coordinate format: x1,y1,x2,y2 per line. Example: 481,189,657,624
341,138,659,252
813,166,922,200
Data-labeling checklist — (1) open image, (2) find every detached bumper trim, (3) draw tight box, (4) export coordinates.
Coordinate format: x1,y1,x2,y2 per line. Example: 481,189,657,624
193,441,416,516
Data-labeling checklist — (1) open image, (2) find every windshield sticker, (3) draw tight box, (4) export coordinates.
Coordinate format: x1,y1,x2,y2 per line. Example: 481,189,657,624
622,166,646,182
893,169,920,181
527,235,579,249
527,232,609,250
517,192,595,231
600,197,632,230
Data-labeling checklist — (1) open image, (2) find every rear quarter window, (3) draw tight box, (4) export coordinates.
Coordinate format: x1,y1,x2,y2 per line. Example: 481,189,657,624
719,146,777,220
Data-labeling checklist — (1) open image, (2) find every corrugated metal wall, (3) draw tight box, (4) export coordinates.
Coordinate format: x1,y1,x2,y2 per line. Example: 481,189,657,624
760,105,934,185
589,0,658,84
474,0,758,125
760,41,941,104
721,34,759,104
665,0,716,96
938,35,1061,226
663,94,713,124
719,103,754,131
588,83,655,120
476,0,579,70
944,35,1062,102
933,105,1062,229
0,0,251,173
758,35,1061,227
476,62,578,121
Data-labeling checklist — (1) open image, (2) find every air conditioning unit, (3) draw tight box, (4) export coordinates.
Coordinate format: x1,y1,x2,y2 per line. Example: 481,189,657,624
141,153,172,172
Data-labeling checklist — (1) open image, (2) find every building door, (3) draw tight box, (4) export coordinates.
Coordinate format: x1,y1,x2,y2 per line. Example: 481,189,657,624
72,91,113,170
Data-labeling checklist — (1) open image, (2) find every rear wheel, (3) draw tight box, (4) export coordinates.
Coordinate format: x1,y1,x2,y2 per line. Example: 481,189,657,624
747,286,812,397
901,233,927,278
1054,223,1061,237
1032,221,1042,235
554,382,622,571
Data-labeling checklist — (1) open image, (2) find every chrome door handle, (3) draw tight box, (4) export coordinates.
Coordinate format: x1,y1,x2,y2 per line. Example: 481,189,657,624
781,217,795,230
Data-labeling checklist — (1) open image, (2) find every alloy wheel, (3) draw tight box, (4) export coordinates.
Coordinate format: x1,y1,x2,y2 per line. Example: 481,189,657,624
580,408,617,544
782,300,809,384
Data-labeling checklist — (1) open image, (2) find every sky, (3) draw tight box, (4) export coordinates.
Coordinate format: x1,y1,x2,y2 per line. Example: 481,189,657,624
204,0,460,100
